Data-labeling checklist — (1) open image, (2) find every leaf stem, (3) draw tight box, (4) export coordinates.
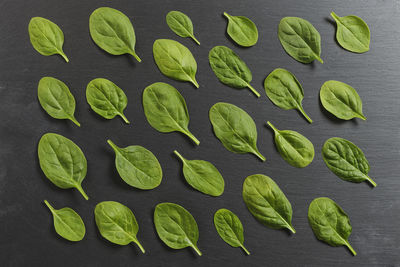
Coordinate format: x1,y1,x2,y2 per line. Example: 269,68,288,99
223,12,231,19
287,224,296,234
252,149,266,162
316,56,324,64
58,51,69,63
107,139,120,153
240,244,250,255
345,241,357,256
266,121,279,133
365,175,377,187
182,130,200,145
130,52,142,62
330,11,340,22
191,35,200,45
191,245,202,256
68,116,81,127
190,77,200,88
173,150,185,162
298,106,313,123
357,113,367,120
75,184,89,200
44,200,55,212
118,113,130,124
134,240,146,254
246,84,260,98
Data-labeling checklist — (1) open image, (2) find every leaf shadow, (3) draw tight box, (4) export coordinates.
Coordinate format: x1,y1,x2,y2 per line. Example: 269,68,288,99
325,17,342,48
90,40,138,69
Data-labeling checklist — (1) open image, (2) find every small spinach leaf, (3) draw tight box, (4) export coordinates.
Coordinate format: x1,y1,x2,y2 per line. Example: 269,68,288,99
174,150,224,196
209,46,260,97
89,7,141,62
267,121,314,168
143,82,200,145
108,140,162,189
166,11,200,45
38,77,80,126
38,133,89,200
243,174,295,233
320,80,366,120
95,201,145,253
214,208,250,255
308,197,357,256
209,102,265,161
322,137,376,187
153,39,199,88
86,78,129,124
44,200,85,242
28,17,69,62
154,202,202,255
278,17,323,64
264,68,312,123
223,12,258,47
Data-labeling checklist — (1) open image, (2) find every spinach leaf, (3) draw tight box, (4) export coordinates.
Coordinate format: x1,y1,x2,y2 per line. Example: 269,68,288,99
89,7,141,62
223,12,258,47
331,11,370,53
308,197,357,256
209,46,260,97
320,80,366,120
153,39,199,88
209,102,265,161
38,77,80,126
154,202,201,255
86,78,129,124
243,174,295,233
166,11,200,45
267,121,314,168
28,17,69,62
143,82,200,145
322,137,376,187
44,200,85,242
173,150,224,196
264,68,312,123
95,201,145,253
278,17,323,64
214,208,250,255
38,133,89,200
108,140,162,189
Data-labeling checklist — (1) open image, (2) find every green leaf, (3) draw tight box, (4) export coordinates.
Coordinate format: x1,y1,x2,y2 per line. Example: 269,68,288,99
38,133,89,200
173,150,224,196
142,82,200,145
331,11,370,53
223,12,258,47
89,7,141,62
213,208,250,255
166,11,200,45
322,137,376,187
209,46,260,97
153,39,199,88
264,68,312,123
209,102,265,161
28,17,69,62
278,17,323,64
320,80,366,120
37,77,80,126
108,140,162,189
95,201,145,253
267,121,314,168
154,202,202,256
44,200,85,242
86,78,130,124
242,174,295,233
308,197,357,256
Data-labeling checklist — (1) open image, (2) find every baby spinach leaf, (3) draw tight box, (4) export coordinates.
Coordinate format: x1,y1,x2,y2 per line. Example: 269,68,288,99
166,11,200,45
331,11,370,53
209,46,260,97
322,137,376,187
38,77,80,126
44,200,85,242
86,78,129,124
209,102,265,161
28,17,69,62
264,68,312,123
38,133,89,200
267,121,314,168
320,80,366,120
308,197,357,256
173,150,224,196
95,201,145,253
242,174,295,233
223,12,258,47
143,82,200,145
89,7,141,62
153,39,199,88
278,17,323,64
154,202,201,256
214,208,250,255
108,140,162,189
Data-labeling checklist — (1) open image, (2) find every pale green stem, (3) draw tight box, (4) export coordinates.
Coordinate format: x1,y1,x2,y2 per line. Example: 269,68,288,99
357,113,367,120
173,150,185,163
44,200,55,212
345,241,357,256
252,149,266,162
190,77,200,88
287,224,296,234
315,56,324,64
134,240,146,254
246,83,261,98
130,51,142,62
298,106,313,123
75,184,89,200
68,116,81,127
182,130,200,145
266,121,279,133
330,11,340,22
240,244,250,255
191,35,200,45
118,113,130,124
58,50,69,62
191,245,202,256
107,139,120,153
223,12,231,19
365,175,377,187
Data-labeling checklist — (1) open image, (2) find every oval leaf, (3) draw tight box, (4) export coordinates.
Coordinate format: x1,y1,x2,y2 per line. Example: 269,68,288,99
166,11,200,45
223,12,258,47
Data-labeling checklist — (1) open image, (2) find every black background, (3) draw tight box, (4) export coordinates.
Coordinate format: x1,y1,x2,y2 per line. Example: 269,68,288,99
1,0,399,266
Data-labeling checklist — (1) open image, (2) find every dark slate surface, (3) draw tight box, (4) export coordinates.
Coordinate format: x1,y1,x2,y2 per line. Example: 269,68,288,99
0,0,399,266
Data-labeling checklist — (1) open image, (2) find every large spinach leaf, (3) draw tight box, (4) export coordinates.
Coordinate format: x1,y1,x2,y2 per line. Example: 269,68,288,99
223,12,258,47
166,11,200,45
